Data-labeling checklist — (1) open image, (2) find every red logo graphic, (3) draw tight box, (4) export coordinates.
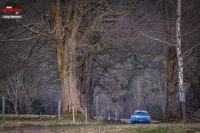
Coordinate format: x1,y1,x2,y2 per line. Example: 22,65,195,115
2,6,22,14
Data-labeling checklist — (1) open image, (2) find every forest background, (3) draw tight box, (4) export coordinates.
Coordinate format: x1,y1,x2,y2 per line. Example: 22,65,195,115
0,0,199,121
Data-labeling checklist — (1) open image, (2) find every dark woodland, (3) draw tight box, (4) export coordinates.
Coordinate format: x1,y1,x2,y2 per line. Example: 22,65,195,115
0,0,200,122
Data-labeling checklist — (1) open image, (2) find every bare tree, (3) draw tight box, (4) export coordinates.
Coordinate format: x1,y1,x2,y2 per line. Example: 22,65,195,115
0,70,22,114
0,0,143,114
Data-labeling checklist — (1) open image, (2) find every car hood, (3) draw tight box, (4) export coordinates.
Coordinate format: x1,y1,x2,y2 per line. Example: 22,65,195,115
132,115,150,119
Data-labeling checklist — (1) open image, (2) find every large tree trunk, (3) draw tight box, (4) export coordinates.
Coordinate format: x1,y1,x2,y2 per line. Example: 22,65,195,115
166,46,177,117
85,54,94,116
79,53,94,116
63,38,83,113
54,0,83,114
176,0,186,121
162,0,178,118
57,38,84,114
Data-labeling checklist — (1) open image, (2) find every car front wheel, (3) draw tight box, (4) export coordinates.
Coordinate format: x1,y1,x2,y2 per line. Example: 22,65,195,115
131,121,135,124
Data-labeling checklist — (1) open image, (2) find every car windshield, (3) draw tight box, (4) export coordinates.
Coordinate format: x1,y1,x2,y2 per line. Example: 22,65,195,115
134,112,148,116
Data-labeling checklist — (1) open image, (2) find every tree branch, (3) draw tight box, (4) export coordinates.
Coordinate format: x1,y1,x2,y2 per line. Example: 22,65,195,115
141,32,177,47
0,36,38,42
16,20,49,37
78,11,108,46
183,43,200,58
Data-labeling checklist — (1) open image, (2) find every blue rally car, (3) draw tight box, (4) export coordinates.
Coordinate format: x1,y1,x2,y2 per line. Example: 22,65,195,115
131,110,150,124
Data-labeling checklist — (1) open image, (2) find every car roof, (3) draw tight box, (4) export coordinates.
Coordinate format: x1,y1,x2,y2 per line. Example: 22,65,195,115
134,110,148,112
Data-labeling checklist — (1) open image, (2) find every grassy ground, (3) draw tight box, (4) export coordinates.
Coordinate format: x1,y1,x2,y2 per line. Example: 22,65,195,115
58,124,200,133
0,114,200,133
1,123,200,133
0,114,89,130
